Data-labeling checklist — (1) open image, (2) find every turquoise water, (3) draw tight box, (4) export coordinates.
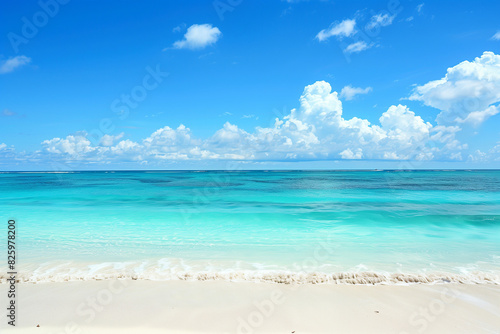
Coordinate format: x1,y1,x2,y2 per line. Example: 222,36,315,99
1,170,499,284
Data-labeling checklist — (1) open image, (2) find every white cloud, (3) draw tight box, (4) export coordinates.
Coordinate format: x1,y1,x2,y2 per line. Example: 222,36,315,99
172,24,221,50
340,85,372,100
367,13,395,30
457,105,500,127
410,51,500,127
467,149,488,162
379,105,432,146
0,143,18,166
42,133,95,158
490,143,500,161
340,148,363,159
406,16,414,22
417,3,424,13
50,136,91,155
316,19,356,42
344,41,371,54
37,81,464,165
317,14,395,53
455,141,500,162
99,133,124,147
144,125,199,150
492,31,500,41
0,55,31,74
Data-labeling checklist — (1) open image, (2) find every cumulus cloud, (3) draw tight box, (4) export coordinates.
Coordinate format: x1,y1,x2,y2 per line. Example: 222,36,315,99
316,19,356,42
0,55,31,74
409,51,500,127
340,148,363,159
172,24,221,50
99,133,124,147
367,13,395,30
36,81,465,165
340,85,372,100
42,133,95,158
379,105,433,147
344,41,372,54
143,125,204,159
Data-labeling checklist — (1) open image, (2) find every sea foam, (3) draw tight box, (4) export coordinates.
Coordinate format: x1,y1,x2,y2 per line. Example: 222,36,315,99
2,269,499,285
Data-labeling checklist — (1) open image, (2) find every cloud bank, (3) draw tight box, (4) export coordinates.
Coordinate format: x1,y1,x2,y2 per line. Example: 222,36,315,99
36,81,461,165
3,52,499,167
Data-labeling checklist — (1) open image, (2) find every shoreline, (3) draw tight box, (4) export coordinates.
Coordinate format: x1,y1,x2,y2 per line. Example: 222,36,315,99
2,270,500,285
1,280,499,333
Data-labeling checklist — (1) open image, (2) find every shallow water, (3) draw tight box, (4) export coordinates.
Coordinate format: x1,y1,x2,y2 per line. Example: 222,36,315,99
1,170,499,284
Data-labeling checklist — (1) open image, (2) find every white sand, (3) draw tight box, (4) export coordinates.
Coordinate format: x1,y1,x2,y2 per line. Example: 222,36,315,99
0,280,499,333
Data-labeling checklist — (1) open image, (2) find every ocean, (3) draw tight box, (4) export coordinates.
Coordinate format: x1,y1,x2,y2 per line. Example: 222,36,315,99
1,170,499,284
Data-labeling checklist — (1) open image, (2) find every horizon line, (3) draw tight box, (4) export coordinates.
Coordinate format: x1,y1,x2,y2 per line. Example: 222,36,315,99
1,169,500,173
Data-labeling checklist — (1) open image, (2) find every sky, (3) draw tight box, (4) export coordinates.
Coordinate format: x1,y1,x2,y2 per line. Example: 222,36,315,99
1,0,500,170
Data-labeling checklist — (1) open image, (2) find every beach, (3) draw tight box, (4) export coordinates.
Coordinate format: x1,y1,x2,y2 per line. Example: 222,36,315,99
3,1,500,332
1,171,499,332
1,280,499,333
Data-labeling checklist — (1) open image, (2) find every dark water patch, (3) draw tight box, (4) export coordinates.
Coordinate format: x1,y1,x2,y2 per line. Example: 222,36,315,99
137,178,174,184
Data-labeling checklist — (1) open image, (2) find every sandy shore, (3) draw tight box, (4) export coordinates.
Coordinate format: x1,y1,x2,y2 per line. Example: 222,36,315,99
0,280,499,333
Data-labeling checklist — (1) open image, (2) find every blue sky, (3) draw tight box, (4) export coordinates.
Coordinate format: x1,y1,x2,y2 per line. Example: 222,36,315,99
1,0,500,170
